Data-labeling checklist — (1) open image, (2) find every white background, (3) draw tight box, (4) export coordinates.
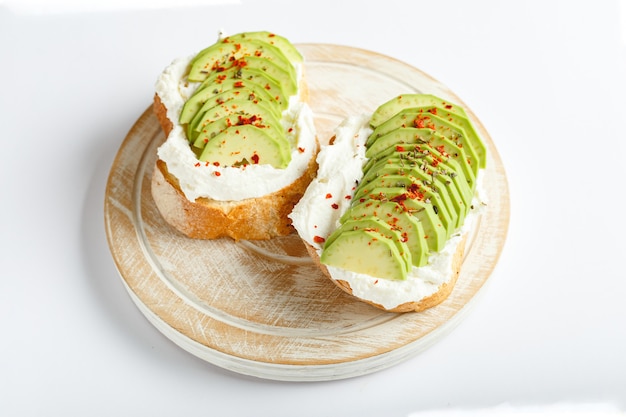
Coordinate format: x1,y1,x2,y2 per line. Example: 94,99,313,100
2,0,625,415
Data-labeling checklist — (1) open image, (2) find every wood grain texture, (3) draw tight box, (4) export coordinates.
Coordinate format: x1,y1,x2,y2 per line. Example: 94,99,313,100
104,44,510,381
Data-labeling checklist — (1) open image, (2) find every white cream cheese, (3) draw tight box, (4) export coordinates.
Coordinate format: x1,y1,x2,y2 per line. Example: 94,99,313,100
289,115,485,311
154,55,317,202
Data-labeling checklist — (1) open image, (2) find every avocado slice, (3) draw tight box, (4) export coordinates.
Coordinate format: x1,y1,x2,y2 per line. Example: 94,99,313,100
351,186,446,252
370,105,486,169
321,224,411,281
357,157,459,232
371,94,468,127
189,38,292,82
190,98,286,147
222,31,303,64
198,124,291,168
340,200,429,267
363,144,472,225
191,107,286,154
197,55,297,98
365,127,476,189
367,111,481,175
187,87,282,139
197,67,289,109
353,172,454,237
180,77,280,126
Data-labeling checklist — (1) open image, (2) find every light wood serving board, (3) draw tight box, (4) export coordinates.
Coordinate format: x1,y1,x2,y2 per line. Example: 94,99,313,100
104,44,510,381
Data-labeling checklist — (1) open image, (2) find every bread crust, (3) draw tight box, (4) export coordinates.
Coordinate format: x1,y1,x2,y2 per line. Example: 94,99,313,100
151,93,318,241
303,234,467,313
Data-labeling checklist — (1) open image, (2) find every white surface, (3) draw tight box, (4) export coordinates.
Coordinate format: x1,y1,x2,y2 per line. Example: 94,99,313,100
1,0,625,415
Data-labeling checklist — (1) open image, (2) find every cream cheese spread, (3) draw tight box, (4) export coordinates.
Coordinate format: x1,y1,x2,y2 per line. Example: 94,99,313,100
154,55,317,202
289,115,485,310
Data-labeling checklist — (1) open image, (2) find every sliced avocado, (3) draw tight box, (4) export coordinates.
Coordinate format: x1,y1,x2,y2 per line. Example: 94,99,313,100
365,127,476,189
190,116,232,153
198,124,291,168
197,67,289,110
321,229,410,280
370,105,486,169
353,172,454,237
352,186,446,252
223,31,303,64
188,86,282,135
368,111,481,175
189,38,292,82
365,142,473,220
323,217,408,255
180,77,280,126
190,99,286,147
371,94,468,127
340,200,429,267
197,55,297,98
357,156,459,230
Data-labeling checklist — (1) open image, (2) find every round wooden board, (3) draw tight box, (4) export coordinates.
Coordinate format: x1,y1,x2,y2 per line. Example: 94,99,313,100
104,44,510,381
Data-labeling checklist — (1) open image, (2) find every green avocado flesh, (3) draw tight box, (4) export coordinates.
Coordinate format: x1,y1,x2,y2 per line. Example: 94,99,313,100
198,124,290,168
179,32,300,168
320,94,486,281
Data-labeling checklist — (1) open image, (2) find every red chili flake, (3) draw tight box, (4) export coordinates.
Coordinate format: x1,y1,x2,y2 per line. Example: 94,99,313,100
325,193,332,199
298,147,305,153
436,145,446,153
401,232,409,243
313,235,325,243
251,154,260,164
428,108,438,115
391,193,407,203
234,43,242,51
331,203,339,209
288,127,294,133
194,162,201,167
414,118,425,128
238,114,259,125
233,81,244,88
445,104,453,109
232,58,248,68
269,33,276,38
345,195,352,200
396,145,405,152
214,171,221,177
213,161,220,166
254,50,262,57
407,183,424,200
